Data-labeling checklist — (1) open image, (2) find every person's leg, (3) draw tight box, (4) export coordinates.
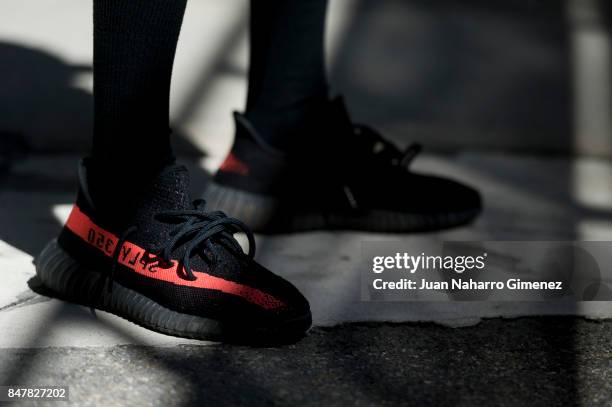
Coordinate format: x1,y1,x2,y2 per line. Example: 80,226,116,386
90,0,187,187
35,0,312,343
244,0,329,151
207,0,481,233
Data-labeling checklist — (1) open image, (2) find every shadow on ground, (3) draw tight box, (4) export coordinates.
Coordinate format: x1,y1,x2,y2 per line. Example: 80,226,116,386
1,317,596,405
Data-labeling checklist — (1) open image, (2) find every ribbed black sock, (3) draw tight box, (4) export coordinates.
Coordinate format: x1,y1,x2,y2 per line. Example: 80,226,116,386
91,0,187,181
244,0,329,151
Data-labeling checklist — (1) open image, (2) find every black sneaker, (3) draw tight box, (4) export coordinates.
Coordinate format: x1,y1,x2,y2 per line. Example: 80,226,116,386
205,97,482,233
35,160,311,343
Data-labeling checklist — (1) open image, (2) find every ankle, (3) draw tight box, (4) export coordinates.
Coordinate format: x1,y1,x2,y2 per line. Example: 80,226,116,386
84,155,175,212
244,94,330,152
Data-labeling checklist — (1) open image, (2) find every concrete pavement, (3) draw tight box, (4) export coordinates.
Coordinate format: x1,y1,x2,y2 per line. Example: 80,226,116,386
0,152,612,404
2,153,612,349
1,318,612,406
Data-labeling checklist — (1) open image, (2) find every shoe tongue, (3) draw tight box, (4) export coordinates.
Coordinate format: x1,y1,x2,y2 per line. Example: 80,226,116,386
137,164,192,212
130,164,193,248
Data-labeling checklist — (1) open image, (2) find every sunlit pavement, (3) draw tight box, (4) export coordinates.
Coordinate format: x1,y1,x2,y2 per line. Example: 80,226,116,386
2,152,612,347
2,153,612,407
1,154,612,405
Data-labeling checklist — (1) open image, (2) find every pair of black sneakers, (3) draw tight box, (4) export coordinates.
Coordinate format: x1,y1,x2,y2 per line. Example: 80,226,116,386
35,98,481,343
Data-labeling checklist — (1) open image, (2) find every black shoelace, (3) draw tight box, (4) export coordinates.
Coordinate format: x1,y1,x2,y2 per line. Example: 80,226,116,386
101,199,255,295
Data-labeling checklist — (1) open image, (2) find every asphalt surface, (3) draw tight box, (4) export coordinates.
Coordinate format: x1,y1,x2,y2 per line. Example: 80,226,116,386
1,317,611,406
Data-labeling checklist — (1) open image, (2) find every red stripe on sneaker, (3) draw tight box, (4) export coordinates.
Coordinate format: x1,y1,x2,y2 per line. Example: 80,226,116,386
65,205,284,310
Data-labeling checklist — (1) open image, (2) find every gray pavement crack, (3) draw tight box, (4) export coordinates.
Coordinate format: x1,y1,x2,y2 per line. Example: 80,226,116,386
0,290,47,312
